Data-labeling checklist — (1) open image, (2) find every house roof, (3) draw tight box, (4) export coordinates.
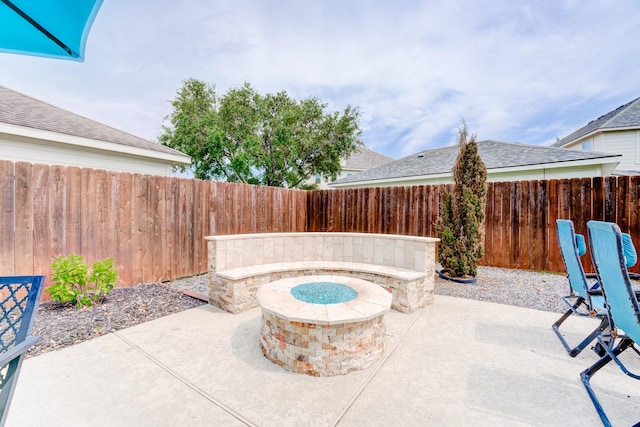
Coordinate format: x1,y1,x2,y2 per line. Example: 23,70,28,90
0,85,189,161
553,97,640,147
331,140,621,186
343,147,394,170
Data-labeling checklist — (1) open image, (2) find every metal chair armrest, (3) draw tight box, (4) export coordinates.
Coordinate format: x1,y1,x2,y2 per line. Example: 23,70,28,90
0,336,41,367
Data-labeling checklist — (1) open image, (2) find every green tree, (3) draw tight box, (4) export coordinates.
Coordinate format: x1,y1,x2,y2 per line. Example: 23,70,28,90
436,123,487,278
159,79,362,188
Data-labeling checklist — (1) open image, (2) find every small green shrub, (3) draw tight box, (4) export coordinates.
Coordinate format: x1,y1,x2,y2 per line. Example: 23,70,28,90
47,254,118,307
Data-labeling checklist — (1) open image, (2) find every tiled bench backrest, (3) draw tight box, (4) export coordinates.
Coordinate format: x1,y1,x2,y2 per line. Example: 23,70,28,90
205,232,438,273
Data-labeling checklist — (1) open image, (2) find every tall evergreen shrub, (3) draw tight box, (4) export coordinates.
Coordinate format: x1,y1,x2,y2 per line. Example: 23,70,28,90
436,124,487,278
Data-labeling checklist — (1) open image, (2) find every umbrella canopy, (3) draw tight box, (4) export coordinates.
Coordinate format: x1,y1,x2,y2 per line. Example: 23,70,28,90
0,0,103,62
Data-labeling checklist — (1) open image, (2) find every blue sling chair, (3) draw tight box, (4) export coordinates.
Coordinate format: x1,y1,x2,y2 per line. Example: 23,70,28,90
553,220,610,357
553,219,639,357
583,221,640,427
0,276,44,426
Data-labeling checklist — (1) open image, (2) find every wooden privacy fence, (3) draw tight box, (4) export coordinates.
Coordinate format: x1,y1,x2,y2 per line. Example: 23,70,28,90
306,176,640,275
0,161,306,293
3,158,640,300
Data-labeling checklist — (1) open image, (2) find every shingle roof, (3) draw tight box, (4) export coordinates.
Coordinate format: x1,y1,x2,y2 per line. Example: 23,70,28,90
0,85,188,159
331,140,620,185
553,97,640,147
343,147,393,170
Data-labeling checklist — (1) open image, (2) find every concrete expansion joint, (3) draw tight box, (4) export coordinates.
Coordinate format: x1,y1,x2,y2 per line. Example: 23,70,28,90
328,309,424,427
112,331,257,427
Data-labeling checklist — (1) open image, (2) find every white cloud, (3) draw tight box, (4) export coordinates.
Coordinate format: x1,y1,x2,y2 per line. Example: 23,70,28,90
1,0,639,158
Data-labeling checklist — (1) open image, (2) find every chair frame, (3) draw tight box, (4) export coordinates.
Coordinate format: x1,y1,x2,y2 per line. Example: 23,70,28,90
552,220,609,357
0,275,44,427
582,221,640,427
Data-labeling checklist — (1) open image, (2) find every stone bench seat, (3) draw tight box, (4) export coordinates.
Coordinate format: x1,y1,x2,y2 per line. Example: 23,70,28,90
206,232,439,314
215,261,426,282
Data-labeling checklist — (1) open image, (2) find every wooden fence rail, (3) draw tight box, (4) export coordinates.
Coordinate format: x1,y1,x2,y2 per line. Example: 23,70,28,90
3,159,640,301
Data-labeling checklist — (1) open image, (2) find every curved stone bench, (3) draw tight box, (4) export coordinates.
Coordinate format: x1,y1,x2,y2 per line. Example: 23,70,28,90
205,232,439,314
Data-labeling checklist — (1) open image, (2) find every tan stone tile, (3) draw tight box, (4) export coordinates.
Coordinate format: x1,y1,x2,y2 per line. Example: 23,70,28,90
322,235,334,261
333,236,344,261
403,240,415,269
283,237,295,262
273,236,284,262
262,237,274,264
414,249,426,272
383,240,394,265
252,239,264,265
394,240,405,268
343,236,353,260
256,287,292,306
293,238,304,262
361,238,374,264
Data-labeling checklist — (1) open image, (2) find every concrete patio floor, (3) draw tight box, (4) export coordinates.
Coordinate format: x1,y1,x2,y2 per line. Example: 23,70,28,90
7,295,640,426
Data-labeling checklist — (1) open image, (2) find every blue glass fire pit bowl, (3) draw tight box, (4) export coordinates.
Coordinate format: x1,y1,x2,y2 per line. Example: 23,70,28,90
290,282,357,305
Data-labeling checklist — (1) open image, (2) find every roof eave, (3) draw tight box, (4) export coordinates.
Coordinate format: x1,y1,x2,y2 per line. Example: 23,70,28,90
487,156,621,173
329,156,622,187
0,122,191,165
330,171,451,188
558,125,640,147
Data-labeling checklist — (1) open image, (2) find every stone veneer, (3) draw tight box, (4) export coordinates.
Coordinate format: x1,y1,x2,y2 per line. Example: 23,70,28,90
257,276,391,376
205,232,439,314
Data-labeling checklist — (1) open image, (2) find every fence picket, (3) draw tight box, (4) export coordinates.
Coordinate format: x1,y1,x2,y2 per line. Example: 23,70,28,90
0,161,15,274
14,162,34,274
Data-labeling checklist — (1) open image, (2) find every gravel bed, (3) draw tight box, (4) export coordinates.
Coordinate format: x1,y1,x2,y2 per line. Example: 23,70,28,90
28,268,574,358
434,266,572,313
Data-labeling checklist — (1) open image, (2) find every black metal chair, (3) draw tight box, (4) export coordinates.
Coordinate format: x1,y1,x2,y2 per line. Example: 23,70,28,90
0,276,44,426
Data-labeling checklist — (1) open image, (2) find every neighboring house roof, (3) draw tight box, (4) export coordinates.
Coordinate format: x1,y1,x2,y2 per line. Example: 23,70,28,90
331,140,621,186
0,85,189,163
553,97,640,147
343,147,393,170
613,170,640,176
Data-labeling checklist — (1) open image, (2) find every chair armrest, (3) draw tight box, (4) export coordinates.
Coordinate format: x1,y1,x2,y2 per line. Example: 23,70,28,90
0,335,41,366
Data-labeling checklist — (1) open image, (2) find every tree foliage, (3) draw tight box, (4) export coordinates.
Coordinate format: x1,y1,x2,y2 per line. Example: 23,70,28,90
159,79,362,188
436,123,487,278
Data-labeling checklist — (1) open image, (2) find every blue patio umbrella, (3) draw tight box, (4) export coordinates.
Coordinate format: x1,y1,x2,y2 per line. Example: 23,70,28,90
0,0,103,62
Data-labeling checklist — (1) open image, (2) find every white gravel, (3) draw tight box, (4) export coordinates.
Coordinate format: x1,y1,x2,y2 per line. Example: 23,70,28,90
171,267,576,314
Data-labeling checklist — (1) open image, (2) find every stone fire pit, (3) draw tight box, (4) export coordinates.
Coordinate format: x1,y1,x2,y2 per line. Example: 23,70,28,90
257,275,392,376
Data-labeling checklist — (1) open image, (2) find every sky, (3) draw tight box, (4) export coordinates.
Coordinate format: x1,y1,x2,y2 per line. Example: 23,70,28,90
2,0,640,160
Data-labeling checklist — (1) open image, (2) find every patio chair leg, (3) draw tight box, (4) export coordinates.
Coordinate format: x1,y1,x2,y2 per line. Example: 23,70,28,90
576,317,609,357
580,338,633,427
592,334,613,358
552,297,608,357
0,357,25,426
554,309,572,326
